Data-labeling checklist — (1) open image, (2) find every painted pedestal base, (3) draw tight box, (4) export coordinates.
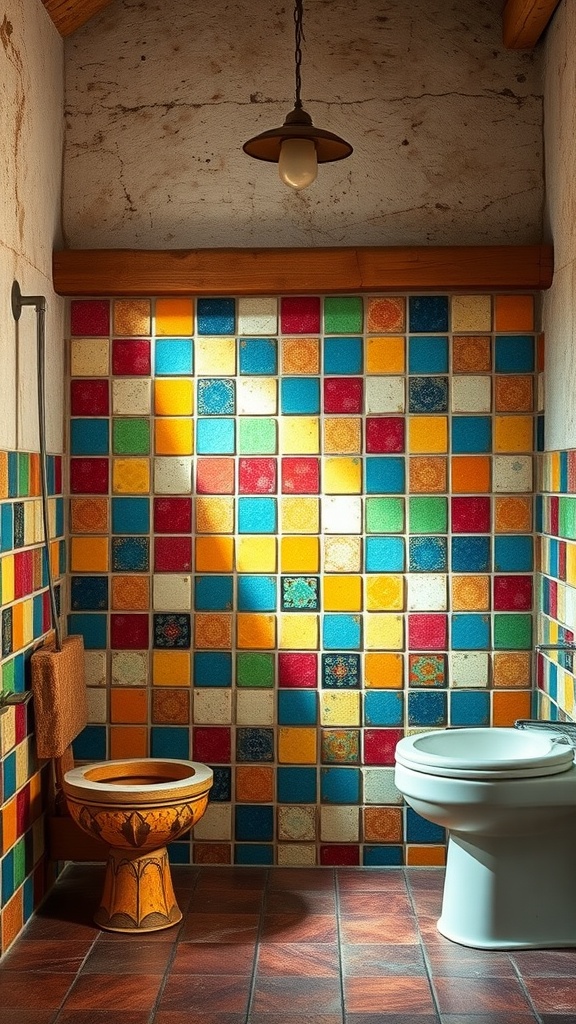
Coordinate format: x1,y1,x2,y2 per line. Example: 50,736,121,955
95,846,182,932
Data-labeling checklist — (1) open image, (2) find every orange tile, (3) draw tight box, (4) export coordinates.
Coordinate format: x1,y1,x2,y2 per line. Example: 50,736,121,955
364,807,402,842
364,652,404,689
406,845,446,866
451,456,491,493
282,337,320,375
1,888,23,953
70,497,109,534
494,416,533,453
2,797,17,853
110,688,148,724
494,496,532,533
493,652,531,688
366,296,405,333
109,726,148,759
492,689,532,726
237,613,275,649
452,336,491,373
193,843,231,864
494,294,534,332
236,766,274,802
70,536,109,572
113,298,151,336
0,452,8,498
194,612,233,649
155,297,194,336
409,457,447,494
29,453,41,497
11,602,24,653
155,419,194,455
408,417,448,454
195,536,234,573
153,650,191,686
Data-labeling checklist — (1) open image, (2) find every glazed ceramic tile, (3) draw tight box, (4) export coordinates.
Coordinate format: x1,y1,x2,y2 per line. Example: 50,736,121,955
320,691,360,726
279,613,318,650
494,293,534,331
239,457,277,494
278,727,317,764
152,688,190,725
113,298,151,336
280,296,320,334
281,575,319,611
236,536,276,572
154,378,194,417
408,456,447,494
321,728,360,764
493,651,531,687
278,806,316,841
153,650,191,687
364,652,403,689
451,376,492,413
320,806,359,842
409,295,448,332
236,691,275,725
154,338,193,376
324,336,363,374
409,654,446,688
71,299,110,336
155,297,194,336
493,455,533,492
238,296,278,335
451,575,490,611
324,377,363,414
322,653,361,688
194,612,233,649
451,294,491,332
280,536,319,572
452,335,491,372
366,297,405,333
112,379,151,416
365,336,405,374
324,295,363,334
323,417,362,454
365,574,404,611
280,417,320,455
70,339,110,377
323,575,361,611
193,689,232,724
281,337,320,375
111,650,149,686
112,418,149,456
236,765,274,802
237,612,275,649
364,613,404,650
324,457,362,494
322,496,362,534
365,377,405,414
238,418,277,454
196,496,234,534
153,456,193,494
363,767,403,804
153,574,192,611
451,455,491,493
407,574,447,611
71,379,110,417
111,575,150,610
494,415,533,453
112,458,150,494
494,496,533,533
84,651,107,687
194,337,236,376
408,417,448,453
451,652,490,688
237,377,278,415
280,497,320,534
323,536,362,573
495,375,533,412
192,804,232,841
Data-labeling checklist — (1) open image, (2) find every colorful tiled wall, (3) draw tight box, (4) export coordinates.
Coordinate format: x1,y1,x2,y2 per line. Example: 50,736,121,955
68,291,537,867
0,451,65,953
536,449,576,723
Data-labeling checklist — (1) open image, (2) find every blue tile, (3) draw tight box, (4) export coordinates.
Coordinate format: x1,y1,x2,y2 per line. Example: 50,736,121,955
364,691,404,726
168,842,191,864
197,297,235,335
495,335,535,373
3,751,16,799
33,594,43,638
452,613,490,650
1,504,13,552
1,848,14,904
197,378,235,415
408,377,448,413
67,613,107,649
409,536,447,572
195,575,234,611
236,727,274,762
151,726,189,758
211,766,232,800
71,418,109,455
277,766,317,803
239,338,277,375
494,535,533,572
451,536,490,572
321,767,360,803
365,457,405,494
365,536,405,572
194,651,232,687
281,576,319,611
154,339,193,375
408,336,449,373
112,497,150,534
407,690,447,727
73,724,107,760
322,653,361,689
323,337,363,374
23,875,34,923
281,377,320,414
111,537,149,572
409,296,449,333
364,846,404,866
238,574,277,611
450,690,490,727
238,497,277,533
323,613,362,650
196,418,235,454
452,416,492,453
71,576,109,611
8,452,18,497
278,690,317,725
406,808,446,843
234,844,274,865
235,805,274,841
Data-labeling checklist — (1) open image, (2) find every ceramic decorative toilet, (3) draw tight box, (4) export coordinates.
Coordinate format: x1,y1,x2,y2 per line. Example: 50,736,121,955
395,726,576,949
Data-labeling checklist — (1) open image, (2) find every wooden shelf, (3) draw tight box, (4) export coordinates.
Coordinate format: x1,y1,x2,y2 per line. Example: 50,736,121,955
52,245,553,296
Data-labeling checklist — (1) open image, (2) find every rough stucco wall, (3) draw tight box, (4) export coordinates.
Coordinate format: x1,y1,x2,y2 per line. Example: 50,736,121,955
63,0,543,249
542,0,576,451
0,0,65,453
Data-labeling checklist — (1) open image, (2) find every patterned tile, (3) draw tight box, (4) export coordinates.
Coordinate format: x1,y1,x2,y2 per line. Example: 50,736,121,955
366,297,405,333
281,576,320,611
281,337,320,375
452,334,492,372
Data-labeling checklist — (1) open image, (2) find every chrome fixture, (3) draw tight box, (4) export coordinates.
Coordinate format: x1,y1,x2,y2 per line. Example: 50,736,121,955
515,719,576,748
243,0,353,190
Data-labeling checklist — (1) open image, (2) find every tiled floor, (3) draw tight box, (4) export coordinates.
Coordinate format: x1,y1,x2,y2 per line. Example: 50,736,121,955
2,865,576,1024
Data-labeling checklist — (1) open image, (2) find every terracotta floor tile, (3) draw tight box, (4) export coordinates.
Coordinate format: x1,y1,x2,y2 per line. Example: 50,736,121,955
344,975,436,1014
19,915,99,942
0,938,94,972
57,1012,152,1024
339,892,413,917
256,942,339,976
433,976,533,1014
267,868,336,891
264,890,336,914
187,892,264,914
440,1015,538,1024
426,947,517,977
178,912,259,943
81,938,174,973
158,973,251,1013
1,1013,58,1024
62,973,163,1011
0,972,74,1008
510,948,576,975
337,869,409,893
523,976,576,1013
340,916,419,945
170,941,255,974
345,1016,439,1024
192,868,268,892
409,889,443,917
250,976,342,1014
341,943,426,976
405,869,444,891
154,1014,246,1024
260,913,338,943
249,1015,342,1024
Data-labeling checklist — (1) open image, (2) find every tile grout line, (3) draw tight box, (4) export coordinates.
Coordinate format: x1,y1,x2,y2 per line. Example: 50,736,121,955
243,866,270,1024
334,867,348,1024
404,868,443,1024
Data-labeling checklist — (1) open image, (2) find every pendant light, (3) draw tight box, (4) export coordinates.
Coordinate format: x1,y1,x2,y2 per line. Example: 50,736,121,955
243,0,353,190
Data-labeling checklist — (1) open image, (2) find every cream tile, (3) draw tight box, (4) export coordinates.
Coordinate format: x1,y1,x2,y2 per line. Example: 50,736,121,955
493,455,533,492
238,296,278,335
277,844,317,865
451,294,492,332
111,651,149,686
451,652,490,688
236,690,275,725
70,339,109,376
278,806,316,842
237,377,278,414
112,379,151,415
193,688,232,724
407,574,447,611
451,376,491,412
322,496,362,534
153,456,193,494
365,376,405,413
192,803,231,840
320,806,359,842
153,574,192,610
363,767,404,804
84,651,107,687
86,687,107,723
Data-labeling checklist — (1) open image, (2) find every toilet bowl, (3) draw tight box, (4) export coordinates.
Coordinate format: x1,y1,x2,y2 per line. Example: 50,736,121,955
395,727,576,949
63,757,213,933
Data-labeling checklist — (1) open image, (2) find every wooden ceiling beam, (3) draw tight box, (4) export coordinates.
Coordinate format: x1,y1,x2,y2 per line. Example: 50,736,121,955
502,0,562,48
42,0,114,37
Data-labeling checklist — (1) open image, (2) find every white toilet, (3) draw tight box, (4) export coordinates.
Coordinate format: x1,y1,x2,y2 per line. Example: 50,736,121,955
395,726,576,949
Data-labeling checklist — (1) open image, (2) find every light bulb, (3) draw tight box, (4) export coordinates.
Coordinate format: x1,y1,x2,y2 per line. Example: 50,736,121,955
278,138,318,190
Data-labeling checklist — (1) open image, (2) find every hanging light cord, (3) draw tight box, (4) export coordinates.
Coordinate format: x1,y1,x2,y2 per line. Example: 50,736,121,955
293,0,304,110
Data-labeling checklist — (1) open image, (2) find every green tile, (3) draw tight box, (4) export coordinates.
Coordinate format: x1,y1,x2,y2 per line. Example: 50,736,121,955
365,497,404,534
14,837,26,889
2,657,14,693
494,613,532,650
560,496,576,540
324,296,363,334
18,453,29,497
238,418,277,454
236,652,274,687
409,496,448,534
112,418,150,455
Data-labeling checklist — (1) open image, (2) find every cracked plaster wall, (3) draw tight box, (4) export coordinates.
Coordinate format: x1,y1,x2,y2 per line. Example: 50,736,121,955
63,0,543,249
0,0,65,453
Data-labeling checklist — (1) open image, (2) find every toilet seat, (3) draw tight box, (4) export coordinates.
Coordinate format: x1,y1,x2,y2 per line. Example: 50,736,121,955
64,757,213,805
395,727,575,779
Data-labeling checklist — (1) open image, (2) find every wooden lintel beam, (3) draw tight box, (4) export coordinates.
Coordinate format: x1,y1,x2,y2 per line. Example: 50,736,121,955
52,245,554,297
502,0,562,49
42,0,114,37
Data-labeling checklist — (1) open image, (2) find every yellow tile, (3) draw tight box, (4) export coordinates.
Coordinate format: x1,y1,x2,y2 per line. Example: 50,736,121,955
365,613,404,650
237,613,276,649
155,297,194,336
320,691,360,726
196,497,235,534
1,555,14,604
323,576,362,611
23,599,33,646
152,650,191,686
550,451,561,493
237,536,277,572
365,336,405,374
566,542,576,586
0,452,8,498
324,536,362,573
195,536,234,572
281,536,319,572
365,575,404,611
451,295,492,332
279,613,318,649
278,727,317,764
324,457,362,494
155,418,194,455
112,458,150,494
12,602,23,652
494,415,533,453
70,536,109,572
282,337,320,374
195,337,236,375
281,417,320,454
365,652,404,688
70,339,109,377
154,379,194,416
281,497,320,534
324,419,362,454
409,417,448,453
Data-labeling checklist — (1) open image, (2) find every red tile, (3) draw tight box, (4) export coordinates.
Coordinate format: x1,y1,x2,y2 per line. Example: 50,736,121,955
196,457,235,494
170,942,255,975
14,551,33,599
54,456,62,495
366,417,405,454
256,942,339,976
344,974,435,1013
110,614,149,649
451,496,491,533
320,846,360,866
550,496,559,535
364,728,403,766
63,973,163,1011
324,378,363,414
178,912,258,943
70,299,110,337
16,786,30,836
82,939,174,974
192,727,231,763
154,536,192,572
239,458,277,494
281,458,320,494
70,380,110,416
278,653,318,688
251,976,341,1013
154,497,193,534
0,973,75,1008
112,340,151,376
340,915,420,945
70,457,109,494
408,614,448,650
341,941,426,975
0,938,94,973
494,575,533,611
280,297,321,334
